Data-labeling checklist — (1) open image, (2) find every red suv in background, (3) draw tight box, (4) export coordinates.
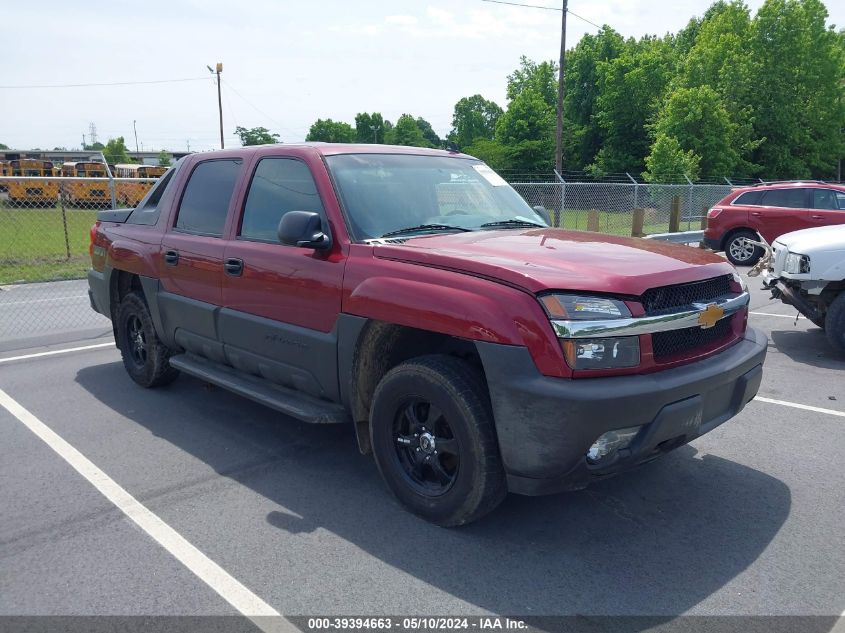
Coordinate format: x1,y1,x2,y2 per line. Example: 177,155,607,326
704,181,845,265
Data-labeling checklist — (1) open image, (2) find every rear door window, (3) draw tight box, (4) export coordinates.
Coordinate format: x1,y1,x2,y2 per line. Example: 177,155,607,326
812,189,841,210
760,188,809,209
175,159,242,236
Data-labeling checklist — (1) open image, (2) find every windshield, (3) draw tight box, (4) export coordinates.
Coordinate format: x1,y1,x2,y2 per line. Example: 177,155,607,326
325,153,547,240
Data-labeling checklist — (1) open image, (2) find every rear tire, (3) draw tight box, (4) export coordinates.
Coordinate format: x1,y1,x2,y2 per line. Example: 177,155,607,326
724,230,763,266
824,292,845,354
116,292,179,388
370,355,506,527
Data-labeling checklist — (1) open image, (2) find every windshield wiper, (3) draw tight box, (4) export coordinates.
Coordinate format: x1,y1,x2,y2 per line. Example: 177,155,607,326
381,224,473,238
480,219,546,229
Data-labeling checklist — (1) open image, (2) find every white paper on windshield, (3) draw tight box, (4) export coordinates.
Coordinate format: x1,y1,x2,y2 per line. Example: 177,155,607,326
473,164,508,187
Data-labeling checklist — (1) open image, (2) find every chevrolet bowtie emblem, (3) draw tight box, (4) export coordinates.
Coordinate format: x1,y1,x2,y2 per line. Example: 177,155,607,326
697,303,725,329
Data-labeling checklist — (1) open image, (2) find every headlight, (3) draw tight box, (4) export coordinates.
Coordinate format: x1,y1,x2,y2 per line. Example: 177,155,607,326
784,252,810,274
561,337,640,370
541,294,640,370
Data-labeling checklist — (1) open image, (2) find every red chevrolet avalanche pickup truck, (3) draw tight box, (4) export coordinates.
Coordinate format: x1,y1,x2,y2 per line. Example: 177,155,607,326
88,144,767,526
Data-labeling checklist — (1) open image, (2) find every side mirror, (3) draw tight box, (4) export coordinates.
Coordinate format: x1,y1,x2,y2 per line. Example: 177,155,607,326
533,205,552,226
278,211,331,249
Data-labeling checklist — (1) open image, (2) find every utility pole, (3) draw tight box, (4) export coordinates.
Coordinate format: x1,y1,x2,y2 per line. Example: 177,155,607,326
133,120,139,154
370,125,380,144
207,63,224,149
555,0,568,174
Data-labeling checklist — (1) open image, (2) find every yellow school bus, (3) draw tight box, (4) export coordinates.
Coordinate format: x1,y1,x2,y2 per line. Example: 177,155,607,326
6,159,59,206
114,163,168,207
61,161,111,207
0,160,10,192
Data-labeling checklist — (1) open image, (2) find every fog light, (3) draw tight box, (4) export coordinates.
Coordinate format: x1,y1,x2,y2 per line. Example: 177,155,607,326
586,426,642,463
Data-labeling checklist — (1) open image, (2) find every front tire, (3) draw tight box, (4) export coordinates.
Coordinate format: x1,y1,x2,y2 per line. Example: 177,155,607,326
725,230,763,266
825,293,845,354
116,292,179,388
370,355,506,527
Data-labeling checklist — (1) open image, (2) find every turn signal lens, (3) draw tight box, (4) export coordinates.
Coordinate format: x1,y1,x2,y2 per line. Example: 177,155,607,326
88,221,100,257
707,207,723,219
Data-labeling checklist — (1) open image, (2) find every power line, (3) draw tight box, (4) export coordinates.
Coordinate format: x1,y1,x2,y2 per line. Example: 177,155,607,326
566,8,601,29
480,0,602,29
0,77,209,89
221,79,287,134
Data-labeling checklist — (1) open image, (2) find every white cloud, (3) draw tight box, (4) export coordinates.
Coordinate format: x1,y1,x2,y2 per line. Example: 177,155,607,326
385,15,419,26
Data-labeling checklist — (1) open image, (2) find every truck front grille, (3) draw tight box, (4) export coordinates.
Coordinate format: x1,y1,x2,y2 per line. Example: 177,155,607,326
641,274,740,363
652,316,734,361
641,275,733,315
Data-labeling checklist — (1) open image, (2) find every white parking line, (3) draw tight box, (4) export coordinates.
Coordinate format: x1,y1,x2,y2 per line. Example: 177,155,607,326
750,311,805,320
0,342,114,364
0,387,293,632
755,396,845,418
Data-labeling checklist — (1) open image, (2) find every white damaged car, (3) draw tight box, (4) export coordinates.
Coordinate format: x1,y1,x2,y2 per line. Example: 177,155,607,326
758,224,845,353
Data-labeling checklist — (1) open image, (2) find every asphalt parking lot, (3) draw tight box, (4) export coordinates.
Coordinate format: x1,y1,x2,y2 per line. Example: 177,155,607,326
1,268,843,628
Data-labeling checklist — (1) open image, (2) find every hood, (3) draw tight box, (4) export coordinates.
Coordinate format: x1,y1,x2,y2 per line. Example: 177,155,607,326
373,228,733,296
773,224,845,255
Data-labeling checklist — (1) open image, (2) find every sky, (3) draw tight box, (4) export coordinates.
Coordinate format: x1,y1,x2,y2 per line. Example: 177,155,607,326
2,0,843,153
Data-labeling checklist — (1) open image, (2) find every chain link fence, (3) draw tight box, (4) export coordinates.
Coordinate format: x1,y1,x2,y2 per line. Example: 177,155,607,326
510,180,732,236
0,175,158,345
1,166,740,346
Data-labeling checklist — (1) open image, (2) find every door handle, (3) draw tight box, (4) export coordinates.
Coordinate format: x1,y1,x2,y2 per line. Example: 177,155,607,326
164,250,179,266
810,214,824,220
750,211,763,217
224,257,244,276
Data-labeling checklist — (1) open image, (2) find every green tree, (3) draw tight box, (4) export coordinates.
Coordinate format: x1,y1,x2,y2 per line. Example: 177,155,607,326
506,56,558,108
416,117,442,148
354,112,387,143
745,0,845,178
84,142,105,151
675,1,760,176
305,119,356,143
652,85,746,177
0,143,9,150
462,139,508,170
234,126,280,146
382,120,395,144
449,94,503,149
158,150,172,167
102,137,132,164
643,134,701,182
495,89,555,170
591,36,676,174
392,114,430,147
563,26,627,169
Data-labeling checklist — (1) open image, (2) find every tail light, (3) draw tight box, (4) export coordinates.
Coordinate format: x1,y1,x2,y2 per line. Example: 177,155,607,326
89,221,101,257
707,207,723,219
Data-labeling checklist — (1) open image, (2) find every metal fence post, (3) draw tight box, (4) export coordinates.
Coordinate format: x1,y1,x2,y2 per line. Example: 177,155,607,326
626,172,639,211
684,174,694,230
554,169,565,228
59,182,71,260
